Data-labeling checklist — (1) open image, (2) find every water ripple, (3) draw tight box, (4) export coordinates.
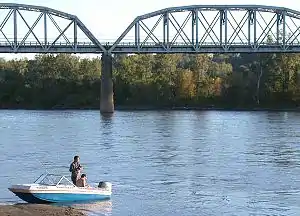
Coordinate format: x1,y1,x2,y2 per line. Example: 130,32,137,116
1,110,300,216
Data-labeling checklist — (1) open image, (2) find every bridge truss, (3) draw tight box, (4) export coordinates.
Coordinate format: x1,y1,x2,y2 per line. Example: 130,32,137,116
109,5,300,53
0,4,299,54
0,3,106,53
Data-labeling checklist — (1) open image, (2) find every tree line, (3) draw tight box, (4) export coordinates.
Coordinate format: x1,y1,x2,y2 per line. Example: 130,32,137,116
0,52,300,109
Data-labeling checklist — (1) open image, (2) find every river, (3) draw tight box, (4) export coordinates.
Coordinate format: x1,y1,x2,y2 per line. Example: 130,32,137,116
0,110,300,216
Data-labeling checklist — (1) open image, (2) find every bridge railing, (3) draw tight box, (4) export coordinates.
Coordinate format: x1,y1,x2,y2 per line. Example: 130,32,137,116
0,41,299,47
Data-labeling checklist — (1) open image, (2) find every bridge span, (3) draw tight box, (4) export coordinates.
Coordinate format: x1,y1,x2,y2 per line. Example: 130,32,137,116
0,3,299,113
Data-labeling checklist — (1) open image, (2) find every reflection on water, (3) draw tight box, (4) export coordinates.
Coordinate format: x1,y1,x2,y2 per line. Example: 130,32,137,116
1,110,300,215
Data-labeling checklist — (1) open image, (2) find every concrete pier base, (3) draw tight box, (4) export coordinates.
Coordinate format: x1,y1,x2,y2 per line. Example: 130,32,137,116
100,53,114,114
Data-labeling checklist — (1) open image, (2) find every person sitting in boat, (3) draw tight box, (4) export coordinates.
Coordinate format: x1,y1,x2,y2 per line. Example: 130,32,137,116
69,155,82,185
76,174,89,187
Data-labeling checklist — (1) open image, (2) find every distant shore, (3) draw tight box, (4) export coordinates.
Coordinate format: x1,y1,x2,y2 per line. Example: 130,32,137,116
115,106,300,112
0,204,85,216
0,105,300,112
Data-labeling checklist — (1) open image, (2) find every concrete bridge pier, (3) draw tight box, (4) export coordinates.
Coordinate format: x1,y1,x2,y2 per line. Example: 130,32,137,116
100,53,114,114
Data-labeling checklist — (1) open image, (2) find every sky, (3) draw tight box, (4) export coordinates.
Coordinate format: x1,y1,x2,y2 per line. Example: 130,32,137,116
0,0,299,59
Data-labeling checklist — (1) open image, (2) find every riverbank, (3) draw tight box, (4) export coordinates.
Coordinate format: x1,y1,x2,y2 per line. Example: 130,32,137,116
115,106,300,112
0,204,86,216
1,105,300,112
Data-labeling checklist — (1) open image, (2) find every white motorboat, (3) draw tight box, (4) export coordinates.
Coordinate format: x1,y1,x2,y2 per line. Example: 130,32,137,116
8,172,112,203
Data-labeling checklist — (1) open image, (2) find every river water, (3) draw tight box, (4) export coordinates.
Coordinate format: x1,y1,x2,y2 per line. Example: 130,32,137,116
0,110,300,216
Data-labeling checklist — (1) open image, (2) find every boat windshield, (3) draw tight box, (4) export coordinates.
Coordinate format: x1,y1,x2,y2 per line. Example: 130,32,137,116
34,173,75,186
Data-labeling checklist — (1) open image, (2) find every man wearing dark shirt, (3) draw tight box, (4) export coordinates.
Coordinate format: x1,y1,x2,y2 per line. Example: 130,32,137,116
69,155,82,185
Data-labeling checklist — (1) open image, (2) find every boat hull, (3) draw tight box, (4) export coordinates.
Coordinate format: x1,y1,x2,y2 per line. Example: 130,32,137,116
11,191,51,204
8,184,111,204
10,191,110,203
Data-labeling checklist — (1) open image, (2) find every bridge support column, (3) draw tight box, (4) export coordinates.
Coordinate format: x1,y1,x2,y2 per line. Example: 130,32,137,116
100,53,114,114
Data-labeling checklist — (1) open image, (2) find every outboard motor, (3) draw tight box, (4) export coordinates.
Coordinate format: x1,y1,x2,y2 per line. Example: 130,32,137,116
98,181,112,191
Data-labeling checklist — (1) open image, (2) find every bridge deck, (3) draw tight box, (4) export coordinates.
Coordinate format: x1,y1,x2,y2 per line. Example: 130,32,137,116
2,41,300,53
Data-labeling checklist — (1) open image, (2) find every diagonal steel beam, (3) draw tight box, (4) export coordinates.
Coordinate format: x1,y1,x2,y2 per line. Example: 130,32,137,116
46,20,73,51
139,20,167,50
0,9,14,49
227,11,248,45
108,18,137,53
286,26,300,44
257,11,277,40
0,9,13,29
141,15,163,46
17,10,44,50
75,17,106,52
140,21,160,43
285,30,300,49
169,12,193,47
198,11,220,45
285,31,300,50
199,11,221,45
140,21,159,45
48,13,73,49
286,17,300,44
256,13,277,45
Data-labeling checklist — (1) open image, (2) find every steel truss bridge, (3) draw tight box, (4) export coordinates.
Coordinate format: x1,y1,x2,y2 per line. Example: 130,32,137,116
0,3,300,54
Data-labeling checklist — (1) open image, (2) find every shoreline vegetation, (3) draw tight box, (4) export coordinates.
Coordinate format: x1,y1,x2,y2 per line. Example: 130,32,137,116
0,51,300,110
0,106,300,112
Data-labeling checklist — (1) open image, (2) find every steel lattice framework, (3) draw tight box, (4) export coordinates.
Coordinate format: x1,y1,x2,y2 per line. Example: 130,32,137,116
0,4,299,54
109,5,300,53
0,3,106,53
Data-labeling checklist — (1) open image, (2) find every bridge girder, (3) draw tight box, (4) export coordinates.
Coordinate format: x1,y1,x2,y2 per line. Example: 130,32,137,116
0,3,106,53
0,4,299,54
108,5,300,53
